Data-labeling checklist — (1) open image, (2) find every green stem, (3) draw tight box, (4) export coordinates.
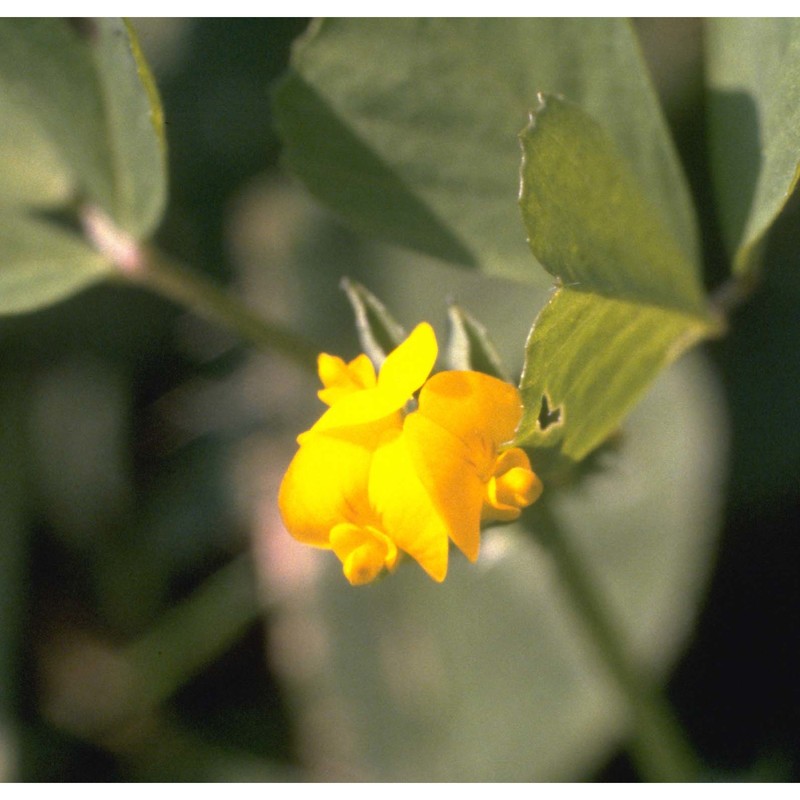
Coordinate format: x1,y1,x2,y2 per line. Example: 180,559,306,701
527,501,703,782
81,204,319,370
709,270,760,319
122,553,263,715
131,246,320,372
45,553,265,741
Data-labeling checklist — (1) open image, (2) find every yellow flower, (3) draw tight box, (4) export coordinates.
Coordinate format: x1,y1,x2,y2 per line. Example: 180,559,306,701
279,323,450,584
278,322,542,585
405,370,543,563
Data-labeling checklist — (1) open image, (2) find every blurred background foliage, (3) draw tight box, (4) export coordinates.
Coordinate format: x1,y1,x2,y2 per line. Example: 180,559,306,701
0,18,798,781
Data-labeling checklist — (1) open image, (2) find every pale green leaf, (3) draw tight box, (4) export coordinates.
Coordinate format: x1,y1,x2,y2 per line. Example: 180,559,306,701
274,18,698,282
0,216,111,315
341,277,406,367
444,303,510,381
516,96,718,467
0,18,166,237
706,18,800,277
0,18,166,315
0,103,73,209
271,354,726,780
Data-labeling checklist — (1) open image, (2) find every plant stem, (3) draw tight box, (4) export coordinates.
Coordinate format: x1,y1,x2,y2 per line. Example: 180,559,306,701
709,270,760,319
44,553,265,743
80,206,319,372
527,501,703,782
134,245,320,372
122,552,263,714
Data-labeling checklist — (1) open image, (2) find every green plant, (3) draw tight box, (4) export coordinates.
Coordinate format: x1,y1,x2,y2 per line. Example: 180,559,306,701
1,18,798,782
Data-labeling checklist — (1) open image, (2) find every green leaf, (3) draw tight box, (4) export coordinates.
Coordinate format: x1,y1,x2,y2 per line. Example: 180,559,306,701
0,19,166,315
274,19,698,282
0,102,73,209
706,19,800,278
0,216,112,315
520,96,706,314
518,291,711,473
515,96,719,468
270,353,726,780
444,303,510,381
0,18,166,236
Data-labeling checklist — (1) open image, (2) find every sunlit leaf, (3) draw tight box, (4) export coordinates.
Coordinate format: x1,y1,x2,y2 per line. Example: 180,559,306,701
706,18,800,278
274,19,698,282
518,291,711,475
0,103,72,209
515,96,719,469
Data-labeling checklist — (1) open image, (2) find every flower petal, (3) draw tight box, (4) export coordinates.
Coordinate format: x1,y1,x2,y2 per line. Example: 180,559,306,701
483,447,543,522
369,427,450,581
310,323,438,434
278,422,390,547
329,522,398,585
377,321,438,398
403,412,485,562
417,370,523,451
309,387,403,434
317,353,377,406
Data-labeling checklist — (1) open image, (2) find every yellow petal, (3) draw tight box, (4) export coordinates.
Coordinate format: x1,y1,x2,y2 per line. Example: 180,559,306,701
483,447,543,522
309,387,404,434
329,522,399,585
408,372,540,558
377,322,438,398
311,322,438,434
403,412,485,562
417,370,523,453
278,422,388,547
369,427,450,581
317,353,377,406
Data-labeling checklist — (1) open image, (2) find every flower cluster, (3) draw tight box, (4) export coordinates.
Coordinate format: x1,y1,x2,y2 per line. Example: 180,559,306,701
278,323,543,585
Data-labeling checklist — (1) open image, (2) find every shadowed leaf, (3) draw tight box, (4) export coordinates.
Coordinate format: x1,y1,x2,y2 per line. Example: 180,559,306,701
706,19,800,278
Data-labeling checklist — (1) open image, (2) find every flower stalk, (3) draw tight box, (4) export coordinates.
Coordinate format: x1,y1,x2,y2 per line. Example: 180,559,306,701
132,246,320,371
